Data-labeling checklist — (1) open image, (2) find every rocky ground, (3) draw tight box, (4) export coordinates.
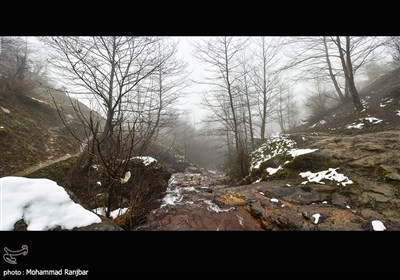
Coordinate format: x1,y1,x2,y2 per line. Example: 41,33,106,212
135,167,262,230
137,130,400,231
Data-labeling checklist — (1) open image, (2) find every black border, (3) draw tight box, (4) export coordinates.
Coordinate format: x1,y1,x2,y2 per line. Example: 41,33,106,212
1,3,398,36
1,231,399,279
1,4,399,280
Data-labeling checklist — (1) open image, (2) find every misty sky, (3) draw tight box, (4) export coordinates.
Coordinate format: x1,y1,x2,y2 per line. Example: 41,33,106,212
27,36,390,131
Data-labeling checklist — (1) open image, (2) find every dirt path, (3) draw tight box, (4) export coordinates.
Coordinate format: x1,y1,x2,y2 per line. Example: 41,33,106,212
13,153,78,177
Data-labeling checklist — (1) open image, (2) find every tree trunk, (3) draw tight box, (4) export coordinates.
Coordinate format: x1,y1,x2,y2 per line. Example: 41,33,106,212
323,36,345,102
345,36,364,112
336,36,364,112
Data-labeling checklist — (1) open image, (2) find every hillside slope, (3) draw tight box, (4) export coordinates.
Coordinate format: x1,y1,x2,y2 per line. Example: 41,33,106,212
211,67,400,230
0,84,94,176
292,67,400,134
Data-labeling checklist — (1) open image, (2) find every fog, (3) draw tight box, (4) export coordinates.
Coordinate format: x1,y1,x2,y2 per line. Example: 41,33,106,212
20,36,395,171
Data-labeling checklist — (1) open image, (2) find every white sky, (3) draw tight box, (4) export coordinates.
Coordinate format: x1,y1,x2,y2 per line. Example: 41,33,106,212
27,36,333,126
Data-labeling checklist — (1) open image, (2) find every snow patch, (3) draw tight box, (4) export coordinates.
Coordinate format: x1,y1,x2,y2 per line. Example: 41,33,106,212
96,181,102,186
0,126,4,129
259,191,265,195
364,117,383,124
396,110,400,116
270,198,279,203
346,117,383,129
1,106,10,114
312,213,321,224
287,148,318,157
250,135,296,171
266,166,282,175
322,201,327,204
30,97,45,103
1,177,101,230
286,184,291,187
131,156,157,166
346,122,364,129
299,168,353,186
371,220,386,231
346,205,351,209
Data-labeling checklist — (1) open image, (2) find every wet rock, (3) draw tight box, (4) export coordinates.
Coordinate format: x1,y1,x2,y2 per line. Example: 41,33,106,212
302,211,310,219
184,165,201,174
74,215,123,231
379,165,400,182
249,202,264,219
331,193,349,208
13,220,28,231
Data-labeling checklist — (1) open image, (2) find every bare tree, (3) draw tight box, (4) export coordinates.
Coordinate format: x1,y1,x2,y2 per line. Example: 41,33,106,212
193,37,248,178
132,40,190,155
386,36,400,65
237,50,256,151
42,36,178,217
251,37,283,141
286,36,387,111
275,83,298,132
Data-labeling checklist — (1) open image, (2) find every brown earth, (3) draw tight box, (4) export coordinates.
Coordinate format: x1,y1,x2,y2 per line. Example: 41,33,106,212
0,85,94,176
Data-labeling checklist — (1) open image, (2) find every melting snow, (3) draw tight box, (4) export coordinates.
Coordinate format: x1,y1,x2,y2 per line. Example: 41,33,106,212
1,106,10,114
346,123,364,129
236,214,244,227
309,120,326,129
346,117,383,129
287,148,318,157
267,166,282,175
371,220,386,231
1,177,101,230
204,200,235,213
131,156,157,166
364,117,383,124
30,97,45,103
93,207,128,219
270,198,279,203
312,213,321,224
183,186,196,192
299,168,353,186
250,135,296,170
